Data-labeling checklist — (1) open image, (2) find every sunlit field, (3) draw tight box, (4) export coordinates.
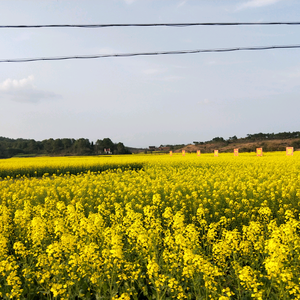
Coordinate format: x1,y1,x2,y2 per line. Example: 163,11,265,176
1,152,300,299
0,156,145,179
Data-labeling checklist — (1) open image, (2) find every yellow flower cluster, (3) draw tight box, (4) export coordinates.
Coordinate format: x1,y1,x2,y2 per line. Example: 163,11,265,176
0,152,300,299
0,155,144,179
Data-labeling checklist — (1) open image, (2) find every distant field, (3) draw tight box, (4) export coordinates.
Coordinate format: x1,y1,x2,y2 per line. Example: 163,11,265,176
1,152,300,299
0,151,296,179
0,155,145,179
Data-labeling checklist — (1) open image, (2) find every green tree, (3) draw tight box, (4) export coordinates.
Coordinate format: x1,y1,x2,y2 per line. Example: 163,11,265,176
53,139,63,153
73,138,91,155
212,137,225,142
114,142,130,154
42,138,55,154
96,138,114,154
61,138,74,153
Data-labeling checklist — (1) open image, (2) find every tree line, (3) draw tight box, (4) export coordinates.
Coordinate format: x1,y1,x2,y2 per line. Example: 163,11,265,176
0,137,131,158
193,131,300,145
243,131,300,141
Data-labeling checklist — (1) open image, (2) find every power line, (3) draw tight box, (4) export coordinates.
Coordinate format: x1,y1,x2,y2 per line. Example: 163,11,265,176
1,44,299,63
1,22,300,29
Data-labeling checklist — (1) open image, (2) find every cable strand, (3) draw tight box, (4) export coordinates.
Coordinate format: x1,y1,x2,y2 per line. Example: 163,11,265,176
1,44,300,63
1,22,300,28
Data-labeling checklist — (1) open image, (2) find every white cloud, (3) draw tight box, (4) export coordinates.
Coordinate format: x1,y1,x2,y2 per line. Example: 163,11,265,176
0,75,34,91
0,75,60,103
237,0,282,10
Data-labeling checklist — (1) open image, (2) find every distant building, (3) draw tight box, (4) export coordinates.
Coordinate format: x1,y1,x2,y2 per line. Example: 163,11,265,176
103,148,112,154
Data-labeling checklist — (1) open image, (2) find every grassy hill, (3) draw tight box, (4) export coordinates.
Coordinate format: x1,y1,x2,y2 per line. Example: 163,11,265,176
174,138,299,153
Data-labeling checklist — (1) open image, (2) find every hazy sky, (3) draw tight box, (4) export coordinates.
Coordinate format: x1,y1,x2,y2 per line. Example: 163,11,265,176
1,0,300,147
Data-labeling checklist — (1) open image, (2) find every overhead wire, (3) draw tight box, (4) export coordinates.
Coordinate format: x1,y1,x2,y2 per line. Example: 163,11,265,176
1,44,300,63
1,22,299,63
1,22,300,28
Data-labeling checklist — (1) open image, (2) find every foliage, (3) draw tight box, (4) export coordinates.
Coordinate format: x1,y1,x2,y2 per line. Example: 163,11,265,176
0,156,143,179
0,152,300,299
291,139,300,150
192,131,300,146
0,137,131,158
245,131,300,141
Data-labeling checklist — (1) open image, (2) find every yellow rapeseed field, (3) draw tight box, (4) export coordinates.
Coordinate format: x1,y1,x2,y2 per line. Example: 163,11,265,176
0,152,300,299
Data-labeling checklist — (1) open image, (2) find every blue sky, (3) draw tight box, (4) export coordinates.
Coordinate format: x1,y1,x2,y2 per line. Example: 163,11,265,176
0,0,300,147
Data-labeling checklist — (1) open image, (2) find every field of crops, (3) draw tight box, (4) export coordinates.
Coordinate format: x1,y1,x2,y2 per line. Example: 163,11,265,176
0,156,144,179
1,152,300,300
